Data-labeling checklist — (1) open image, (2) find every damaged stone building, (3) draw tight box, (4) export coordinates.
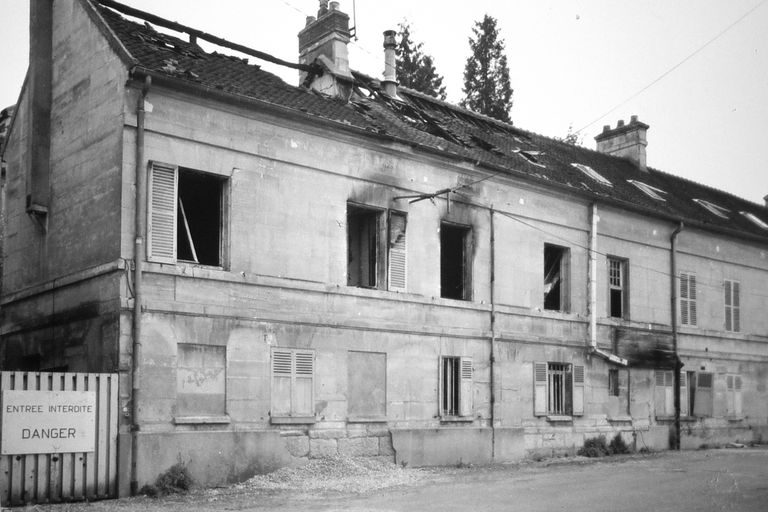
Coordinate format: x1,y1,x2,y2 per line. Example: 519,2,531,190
2,0,768,494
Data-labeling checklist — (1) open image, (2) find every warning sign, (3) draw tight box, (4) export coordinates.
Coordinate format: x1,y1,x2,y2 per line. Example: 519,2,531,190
1,390,96,454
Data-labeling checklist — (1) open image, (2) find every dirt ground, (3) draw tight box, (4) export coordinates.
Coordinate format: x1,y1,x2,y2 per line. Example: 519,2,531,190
15,448,768,512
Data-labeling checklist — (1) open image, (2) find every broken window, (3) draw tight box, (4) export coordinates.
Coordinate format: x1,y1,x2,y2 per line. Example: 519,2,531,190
741,211,768,230
608,257,628,319
176,344,226,417
347,205,381,288
148,162,226,266
347,205,408,291
544,244,569,311
271,348,315,422
440,356,473,417
693,199,729,219
679,272,697,326
627,180,667,202
533,362,585,417
571,163,612,187
724,280,740,332
440,223,471,300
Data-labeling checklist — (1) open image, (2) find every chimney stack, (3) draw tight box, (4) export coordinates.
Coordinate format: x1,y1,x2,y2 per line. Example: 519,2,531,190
27,0,54,215
298,0,354,100
382,30,398,97
764,194,768,208
594,115,649,172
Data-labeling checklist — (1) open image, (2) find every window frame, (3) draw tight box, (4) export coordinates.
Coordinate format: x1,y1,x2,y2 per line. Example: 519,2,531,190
607,256,629,319
174,343,228,423
439,356,474,420
571,163,612,187
654,369,689,418
725,374,743,418
270,348,316,424
147,161,229,267
724,279,741,333
627,180,667,202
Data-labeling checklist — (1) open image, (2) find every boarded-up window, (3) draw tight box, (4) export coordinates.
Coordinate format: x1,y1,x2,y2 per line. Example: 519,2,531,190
347,351,386,419
608,369,620,397
654,370,690,417
724,280,740,332
271,348,315,420
176,344,226,417
608,257,628,319
440,223,471,300
544,244,570,312
148,161,225,266
680,272,697,326
726,374,743,417
533,362,584,416
693,371,713,417
440,356,473,417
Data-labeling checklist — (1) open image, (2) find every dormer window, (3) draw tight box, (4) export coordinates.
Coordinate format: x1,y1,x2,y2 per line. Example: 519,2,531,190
741,211,768,230
693,199,729,219
571,163,612,187
627,180,666,202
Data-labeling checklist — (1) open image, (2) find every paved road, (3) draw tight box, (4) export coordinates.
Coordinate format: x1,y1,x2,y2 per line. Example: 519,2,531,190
36,449,768,512
273,449,768,512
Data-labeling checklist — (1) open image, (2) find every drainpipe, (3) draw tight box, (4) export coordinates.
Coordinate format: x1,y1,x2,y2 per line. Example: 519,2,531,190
131,75,151,494
489,207,496,458
670,221,684,451
588,202,628,365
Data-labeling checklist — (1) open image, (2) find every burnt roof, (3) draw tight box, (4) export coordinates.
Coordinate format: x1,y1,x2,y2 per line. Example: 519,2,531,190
92,0,768,243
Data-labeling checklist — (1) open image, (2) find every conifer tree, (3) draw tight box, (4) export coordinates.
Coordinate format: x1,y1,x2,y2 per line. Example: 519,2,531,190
396,22,447,100
460,15,513,122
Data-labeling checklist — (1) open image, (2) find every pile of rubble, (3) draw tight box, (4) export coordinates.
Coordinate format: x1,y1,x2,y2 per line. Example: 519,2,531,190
238,456,425,494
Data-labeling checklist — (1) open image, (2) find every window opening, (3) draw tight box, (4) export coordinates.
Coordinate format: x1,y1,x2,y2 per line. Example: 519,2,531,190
440,356,473,417
271,348,315,419
571,163,612,187
687,371,696,416
608,369,620,397
627,180,667,201
724,280,740,332
693,199,729,219
176,169,223,265
544,244,569,311
741,211,768,230
347,205,380,288
725,374,743,417
680,272,697,326
441,223,471,300
608,257,628,318
694,371,713,417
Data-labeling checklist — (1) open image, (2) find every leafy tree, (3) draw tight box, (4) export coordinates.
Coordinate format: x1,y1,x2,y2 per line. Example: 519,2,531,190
396,21,447,100
460,15,513,123
558,124,583,146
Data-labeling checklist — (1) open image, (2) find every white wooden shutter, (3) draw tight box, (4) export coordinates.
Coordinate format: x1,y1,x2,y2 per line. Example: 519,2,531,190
293,350,315,417
271,349,292,417
733,282,740,332
694,372,713,417
572,364,585,416
533,362,548,416
147,161,178,263
459,357,473,417
388,212,407,292
688,274,697,325
680,274,689,325
679,371,689,416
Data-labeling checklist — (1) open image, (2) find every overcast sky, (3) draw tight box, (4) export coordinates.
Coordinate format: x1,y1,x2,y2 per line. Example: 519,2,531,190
2,0,767,205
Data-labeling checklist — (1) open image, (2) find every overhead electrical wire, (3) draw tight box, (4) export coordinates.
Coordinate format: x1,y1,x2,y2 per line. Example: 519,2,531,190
574,0,768,135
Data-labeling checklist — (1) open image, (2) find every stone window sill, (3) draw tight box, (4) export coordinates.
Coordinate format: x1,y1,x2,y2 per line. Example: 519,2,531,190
347,416,388,424
546,415,573,423
655,415,697,423
608,415,633,423
270,416,317,425
439,416,474,423
174,415,230,425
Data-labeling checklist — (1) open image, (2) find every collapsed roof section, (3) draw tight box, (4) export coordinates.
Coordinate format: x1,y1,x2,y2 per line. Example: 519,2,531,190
91,0,768,242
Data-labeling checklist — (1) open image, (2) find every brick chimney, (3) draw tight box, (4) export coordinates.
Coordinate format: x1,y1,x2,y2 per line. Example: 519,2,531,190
27,0,54,215
594,115,649,171
298,1,354,100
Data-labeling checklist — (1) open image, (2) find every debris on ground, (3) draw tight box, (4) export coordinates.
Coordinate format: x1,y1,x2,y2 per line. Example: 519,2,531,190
726,442,746,448
235,456,425,494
